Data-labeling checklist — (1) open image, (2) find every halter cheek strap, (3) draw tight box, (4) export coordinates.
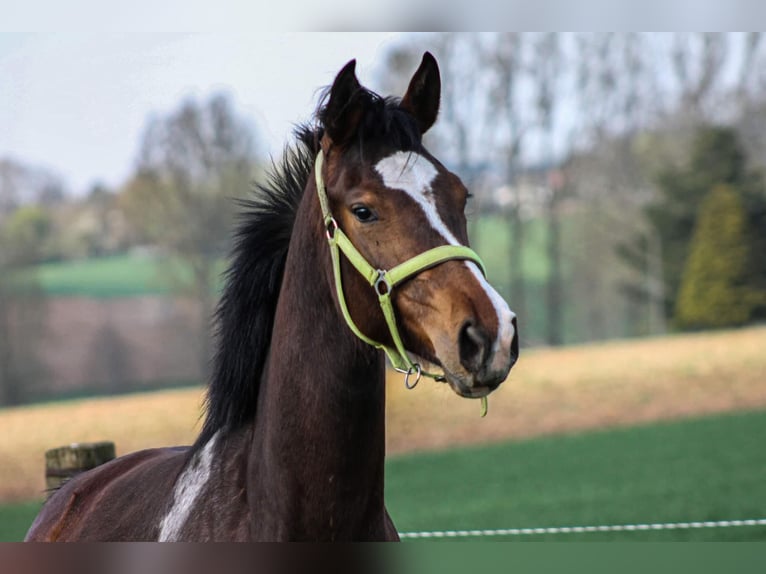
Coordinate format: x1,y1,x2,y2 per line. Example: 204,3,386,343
315,150,489,415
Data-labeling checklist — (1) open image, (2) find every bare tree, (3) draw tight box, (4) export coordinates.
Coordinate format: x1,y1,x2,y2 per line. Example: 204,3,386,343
0,158,66,216
484,33,533,336
0,158,64,405
735,33,764,106
526,33,567,346
564,34,664,340
121,93,258,380
669,33,730,121
376,33,760,344
379,34,497,247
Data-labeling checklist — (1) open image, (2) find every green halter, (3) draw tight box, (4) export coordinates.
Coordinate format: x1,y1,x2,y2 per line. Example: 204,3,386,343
315,150,490,415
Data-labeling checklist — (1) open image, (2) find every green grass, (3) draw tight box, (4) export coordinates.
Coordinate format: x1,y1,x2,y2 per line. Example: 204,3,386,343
0,500,41,542
471,215,554,284
471,214,584,344
35,254,171,298
2,409,765,541
33,255,226,298
385,408,766,541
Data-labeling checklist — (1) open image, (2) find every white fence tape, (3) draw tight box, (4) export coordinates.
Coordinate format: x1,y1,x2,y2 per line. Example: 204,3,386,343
399,518,766,539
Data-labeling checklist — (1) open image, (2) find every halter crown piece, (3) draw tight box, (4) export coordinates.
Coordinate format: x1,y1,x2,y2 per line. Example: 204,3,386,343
315,150,490,416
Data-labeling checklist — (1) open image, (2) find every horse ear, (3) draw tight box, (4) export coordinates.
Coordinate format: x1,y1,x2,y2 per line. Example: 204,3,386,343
323,59,364,147
400,52,441,134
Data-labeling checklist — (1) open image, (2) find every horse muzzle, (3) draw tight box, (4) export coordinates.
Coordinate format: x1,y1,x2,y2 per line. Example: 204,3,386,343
442,315,519,398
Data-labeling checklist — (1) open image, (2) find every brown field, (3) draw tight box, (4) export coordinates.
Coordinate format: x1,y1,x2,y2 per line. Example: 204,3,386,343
2,326,766,501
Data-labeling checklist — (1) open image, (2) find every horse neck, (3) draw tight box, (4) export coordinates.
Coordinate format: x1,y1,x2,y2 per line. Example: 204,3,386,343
248,188,389,539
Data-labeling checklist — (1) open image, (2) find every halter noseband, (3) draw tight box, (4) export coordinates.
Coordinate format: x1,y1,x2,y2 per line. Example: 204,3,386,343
315,150,489,411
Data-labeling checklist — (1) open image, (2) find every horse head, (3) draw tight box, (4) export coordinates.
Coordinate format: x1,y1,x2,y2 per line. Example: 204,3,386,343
316,53,519,399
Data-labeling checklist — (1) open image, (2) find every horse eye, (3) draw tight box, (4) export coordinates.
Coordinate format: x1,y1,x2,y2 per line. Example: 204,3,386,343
351,205,377,223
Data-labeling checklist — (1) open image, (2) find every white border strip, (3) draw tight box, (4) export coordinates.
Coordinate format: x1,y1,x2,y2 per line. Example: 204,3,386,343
399,518,766,539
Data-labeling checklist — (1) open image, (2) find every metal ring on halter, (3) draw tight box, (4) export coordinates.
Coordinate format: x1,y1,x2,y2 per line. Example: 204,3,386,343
404,363,422,390
373,270,392,296
325,217,338,240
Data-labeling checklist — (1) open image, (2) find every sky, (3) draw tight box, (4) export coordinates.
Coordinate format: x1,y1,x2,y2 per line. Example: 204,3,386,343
0,33,404,194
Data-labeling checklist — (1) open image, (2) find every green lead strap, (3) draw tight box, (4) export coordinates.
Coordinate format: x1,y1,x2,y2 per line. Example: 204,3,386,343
315,150,490,416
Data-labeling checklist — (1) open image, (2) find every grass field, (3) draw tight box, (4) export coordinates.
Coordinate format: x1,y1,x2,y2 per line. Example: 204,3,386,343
1,326,765,541
2,409,765,542
0,501,42,542
2,326,765,503
387,409,766,541
33,254,226,298
471,215,553,284
34,254,171,297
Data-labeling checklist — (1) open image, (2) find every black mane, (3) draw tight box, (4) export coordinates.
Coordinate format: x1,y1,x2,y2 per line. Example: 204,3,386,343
195,126,316,446
197,87,423,446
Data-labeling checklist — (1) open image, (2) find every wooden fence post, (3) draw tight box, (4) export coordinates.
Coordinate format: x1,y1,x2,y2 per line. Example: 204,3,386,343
45,441,116,493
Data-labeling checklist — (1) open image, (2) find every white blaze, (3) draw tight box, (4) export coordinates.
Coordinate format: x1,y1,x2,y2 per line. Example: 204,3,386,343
375,152,456,244
158,432,219,542
374,152,516,377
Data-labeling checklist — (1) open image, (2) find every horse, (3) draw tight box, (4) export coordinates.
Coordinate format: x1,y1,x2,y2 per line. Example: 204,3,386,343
25,52,518,542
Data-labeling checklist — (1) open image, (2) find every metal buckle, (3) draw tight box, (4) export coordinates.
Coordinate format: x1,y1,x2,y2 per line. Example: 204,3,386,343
374,270,392,296
403,363,422,390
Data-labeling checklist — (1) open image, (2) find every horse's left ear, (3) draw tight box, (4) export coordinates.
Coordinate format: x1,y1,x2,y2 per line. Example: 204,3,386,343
323,59,365,148
400,52,441,135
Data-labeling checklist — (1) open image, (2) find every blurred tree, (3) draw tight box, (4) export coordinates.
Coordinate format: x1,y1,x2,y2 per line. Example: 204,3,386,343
574,33,654,140
735,33,765,107
0,208,49,406
675,185,757,329
0,277,47,406
378,34,766,345
3,205,54,263
58,183,132,259
528,32,565,346
379,34,498,247
644,127,762,319
0,158,66,215
566,34,660,341
0,158,64,405
669,33,729,121
485,33,532,337
120,93,258,380
85,184,115,257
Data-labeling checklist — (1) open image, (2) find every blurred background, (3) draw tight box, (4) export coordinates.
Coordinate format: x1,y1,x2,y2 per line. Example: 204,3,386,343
1,33,765,541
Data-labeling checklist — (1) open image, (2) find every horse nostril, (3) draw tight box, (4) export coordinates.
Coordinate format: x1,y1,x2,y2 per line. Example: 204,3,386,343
509,316,519,368
458,321,490,374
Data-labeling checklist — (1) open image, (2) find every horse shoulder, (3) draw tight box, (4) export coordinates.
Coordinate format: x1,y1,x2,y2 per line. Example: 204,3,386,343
25,446,189,541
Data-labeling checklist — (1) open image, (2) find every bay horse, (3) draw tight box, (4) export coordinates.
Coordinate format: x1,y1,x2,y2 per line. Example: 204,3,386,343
26,52,518,542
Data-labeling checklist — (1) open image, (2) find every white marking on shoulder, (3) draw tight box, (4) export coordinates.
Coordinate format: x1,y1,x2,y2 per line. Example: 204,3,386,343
158,432,219,542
